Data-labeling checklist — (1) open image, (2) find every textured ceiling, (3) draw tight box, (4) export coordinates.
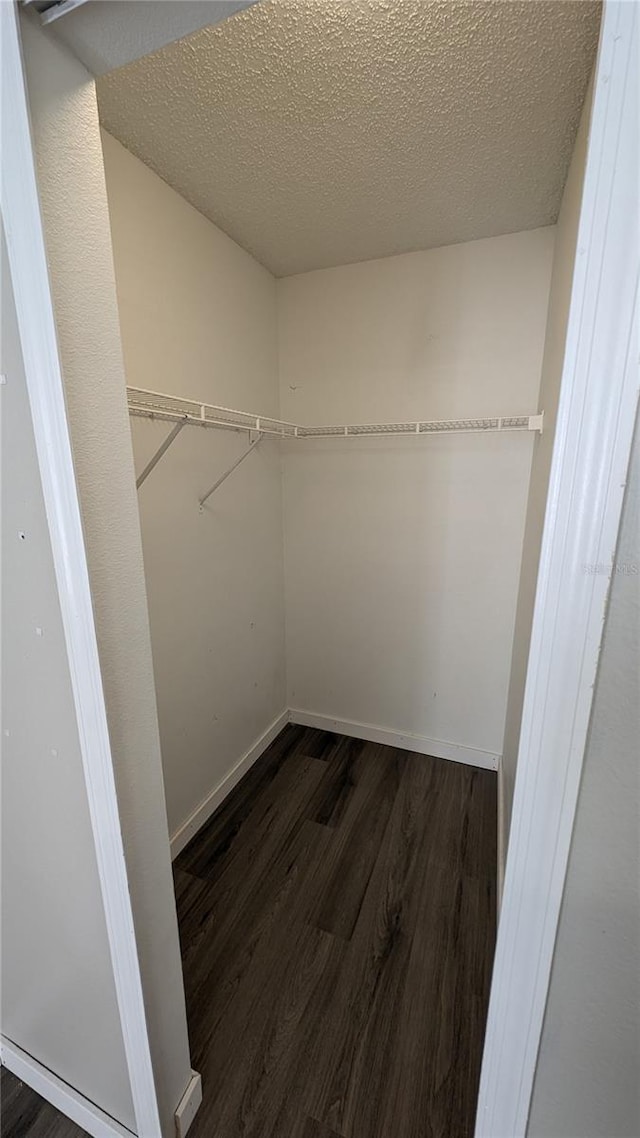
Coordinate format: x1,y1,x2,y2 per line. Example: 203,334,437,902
97,0,601,278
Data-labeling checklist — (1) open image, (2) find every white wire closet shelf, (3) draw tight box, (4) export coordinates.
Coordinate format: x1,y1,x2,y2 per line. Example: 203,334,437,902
127,386,545,440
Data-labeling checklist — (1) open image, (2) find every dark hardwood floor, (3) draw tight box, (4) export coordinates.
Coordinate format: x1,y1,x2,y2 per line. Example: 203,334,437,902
1,726,496,1138
0,1068,86,1138
174,725,497,1138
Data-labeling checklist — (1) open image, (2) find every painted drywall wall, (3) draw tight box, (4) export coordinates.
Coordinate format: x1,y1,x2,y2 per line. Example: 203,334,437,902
20,16,192,1136
95,0,599,278
100,130,286,840
278,229,555,757
1,229,136,1130
501,79,594,858
527,417,639,1138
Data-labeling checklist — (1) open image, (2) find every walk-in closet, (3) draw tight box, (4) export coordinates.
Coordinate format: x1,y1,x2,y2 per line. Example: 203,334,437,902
5,2,624,1137
99,2,599,1132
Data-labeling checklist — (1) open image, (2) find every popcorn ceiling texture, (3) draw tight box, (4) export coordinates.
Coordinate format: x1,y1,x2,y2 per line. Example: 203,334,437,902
97,0,600,277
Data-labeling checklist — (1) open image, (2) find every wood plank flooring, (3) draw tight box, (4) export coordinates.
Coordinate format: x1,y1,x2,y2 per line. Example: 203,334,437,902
174,725,497,1138
0,1068,86,1138
1,726,496,1138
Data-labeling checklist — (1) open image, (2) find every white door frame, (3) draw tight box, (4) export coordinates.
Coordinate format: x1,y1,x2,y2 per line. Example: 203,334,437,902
476,2,639,1135
0,3,161,1135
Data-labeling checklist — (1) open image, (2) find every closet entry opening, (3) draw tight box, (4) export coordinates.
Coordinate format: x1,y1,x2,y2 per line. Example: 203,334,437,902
96,2,600,1135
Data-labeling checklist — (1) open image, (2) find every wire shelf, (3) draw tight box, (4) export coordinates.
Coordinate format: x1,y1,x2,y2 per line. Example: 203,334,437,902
127,386,299,437
127,387,543,440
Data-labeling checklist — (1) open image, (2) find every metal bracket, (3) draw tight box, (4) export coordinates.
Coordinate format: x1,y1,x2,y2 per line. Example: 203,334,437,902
199,433,264,510
136,418,186,489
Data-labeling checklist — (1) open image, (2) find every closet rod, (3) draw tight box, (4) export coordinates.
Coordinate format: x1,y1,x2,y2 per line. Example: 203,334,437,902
127,386,544,440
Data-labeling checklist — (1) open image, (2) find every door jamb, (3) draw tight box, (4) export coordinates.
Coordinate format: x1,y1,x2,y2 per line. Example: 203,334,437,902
1,4,162,1134
476,2,639,1134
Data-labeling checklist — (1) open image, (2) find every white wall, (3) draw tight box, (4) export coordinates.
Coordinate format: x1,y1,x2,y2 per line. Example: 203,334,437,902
278,229,554,760
501,80,594,859
1,229,135,1131
528,417,639,1138
101,131,287,841
20,16,192,1135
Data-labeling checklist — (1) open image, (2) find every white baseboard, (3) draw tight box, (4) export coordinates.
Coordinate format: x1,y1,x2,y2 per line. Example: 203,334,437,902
0,1036,135,1138
174,1069,202,1138
497,758,506,915
288,709,499,771
170,710,289,859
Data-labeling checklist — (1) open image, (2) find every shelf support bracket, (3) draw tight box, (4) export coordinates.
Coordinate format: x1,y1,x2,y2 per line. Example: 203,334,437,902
199,433,264,509
136,418,186,489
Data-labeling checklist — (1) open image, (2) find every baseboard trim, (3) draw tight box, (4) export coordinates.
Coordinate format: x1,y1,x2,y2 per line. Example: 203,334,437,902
174,1069,202,1138
289,709,499,771
170,710,289,859
0,1037,135,1138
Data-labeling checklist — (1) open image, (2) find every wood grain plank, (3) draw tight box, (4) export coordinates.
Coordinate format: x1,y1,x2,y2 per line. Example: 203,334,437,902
306,751,444,1134
306,734,366,828
306,744,405,940
291,1117,344,1138
175,722,308,880
0,1069,87,1138
312,754,495,1138
295,727,343,761
430,761,497,882
191,921,345,1138
178,756,331,1062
